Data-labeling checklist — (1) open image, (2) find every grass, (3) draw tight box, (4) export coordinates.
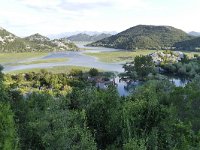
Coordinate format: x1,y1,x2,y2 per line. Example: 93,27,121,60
85,50,200,63
0,53,48,64
8,66,92,74
183,51,200,58
84,50,158,63
14,58,68,65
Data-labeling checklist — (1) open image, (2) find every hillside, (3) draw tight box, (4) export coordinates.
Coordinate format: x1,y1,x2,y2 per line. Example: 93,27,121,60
88,25,192,50
24,33,79,52
67,33,112,42
0,27,28,52
0,28,79,53
174,37,200,51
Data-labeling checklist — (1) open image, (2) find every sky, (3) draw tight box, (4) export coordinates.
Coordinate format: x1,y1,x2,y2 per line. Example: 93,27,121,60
0,0,199,37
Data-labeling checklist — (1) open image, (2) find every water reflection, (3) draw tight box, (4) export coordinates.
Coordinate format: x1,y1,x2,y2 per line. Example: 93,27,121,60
3,42,190,96
168,76,189,87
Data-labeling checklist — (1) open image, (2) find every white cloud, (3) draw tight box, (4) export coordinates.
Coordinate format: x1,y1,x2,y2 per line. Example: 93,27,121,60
0,0,200,36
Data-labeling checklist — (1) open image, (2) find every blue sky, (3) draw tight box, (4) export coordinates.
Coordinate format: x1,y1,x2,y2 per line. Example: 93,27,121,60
0,0,199,37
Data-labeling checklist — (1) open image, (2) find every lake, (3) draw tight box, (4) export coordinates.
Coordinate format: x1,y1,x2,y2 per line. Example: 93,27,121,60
3,43,124,73
2,43,188,96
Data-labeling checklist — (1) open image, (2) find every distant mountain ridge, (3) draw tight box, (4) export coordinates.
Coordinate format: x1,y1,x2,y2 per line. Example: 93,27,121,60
47,31,117,39
188,31,200,37
0,28,79,53
1,25,200,52
66,33,112,42
88,25,193,50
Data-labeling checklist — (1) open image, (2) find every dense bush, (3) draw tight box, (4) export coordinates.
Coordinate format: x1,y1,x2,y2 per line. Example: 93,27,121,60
1,67,200,149
161,58,200,77
89,68,99,77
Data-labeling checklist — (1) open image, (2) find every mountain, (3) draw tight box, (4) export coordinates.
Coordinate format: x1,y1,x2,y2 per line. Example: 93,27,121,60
0,28,79,52
66,33,112,42
47,31,117,39
25,33,50,42
188,31,200,37
174,37,200,51
88,25,192,50
23,33,79,52
0,27,28,52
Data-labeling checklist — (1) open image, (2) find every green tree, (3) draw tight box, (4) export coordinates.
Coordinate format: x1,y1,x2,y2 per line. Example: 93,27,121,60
0,102,18,150
16,92,97,149
123,55,155,80
89,68,99,77
123,138,147,150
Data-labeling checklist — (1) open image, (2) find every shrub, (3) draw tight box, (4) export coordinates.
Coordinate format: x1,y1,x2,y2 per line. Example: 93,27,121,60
89,68,99,77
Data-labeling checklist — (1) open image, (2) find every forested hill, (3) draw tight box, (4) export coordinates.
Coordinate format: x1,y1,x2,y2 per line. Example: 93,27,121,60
0,28,79,52
88,25,193,50
66,33,112,42
174,37,200,51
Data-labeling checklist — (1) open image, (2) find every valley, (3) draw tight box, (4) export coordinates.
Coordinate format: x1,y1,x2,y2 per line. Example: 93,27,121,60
1,0,200,148
1,25,200,150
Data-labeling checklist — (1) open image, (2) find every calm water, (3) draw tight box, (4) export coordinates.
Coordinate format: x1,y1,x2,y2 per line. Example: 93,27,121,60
2,43,188,96
168,76,189,87
4,44,124,72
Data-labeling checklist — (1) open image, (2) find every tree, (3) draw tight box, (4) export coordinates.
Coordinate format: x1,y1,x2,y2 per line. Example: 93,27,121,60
69,69,83,77
0,102,18,150
16,93,97,149
123,138,147,150
0,65,3,80
89,68,99,77
123,55,155,80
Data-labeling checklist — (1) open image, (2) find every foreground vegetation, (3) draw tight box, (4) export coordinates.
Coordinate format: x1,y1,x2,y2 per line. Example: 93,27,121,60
7,66,93,74
0,60,200,149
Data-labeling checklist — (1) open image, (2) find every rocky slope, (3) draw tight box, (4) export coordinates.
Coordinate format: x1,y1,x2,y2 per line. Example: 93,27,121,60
0,28,79,53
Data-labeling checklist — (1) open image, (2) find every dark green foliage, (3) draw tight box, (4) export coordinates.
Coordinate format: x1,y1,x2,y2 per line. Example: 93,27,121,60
88,25,192,50
69,68,83,77
0,102,18,150
89,68,99,77
175,37,200,51
160,57,200,78
0,67,18,150
123,55,155,80
1,65,200,149
123,138,147,150
15,93,97,150
66,86,122,149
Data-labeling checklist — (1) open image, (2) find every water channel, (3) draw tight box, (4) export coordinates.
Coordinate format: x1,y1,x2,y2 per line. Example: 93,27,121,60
2,43,188,96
